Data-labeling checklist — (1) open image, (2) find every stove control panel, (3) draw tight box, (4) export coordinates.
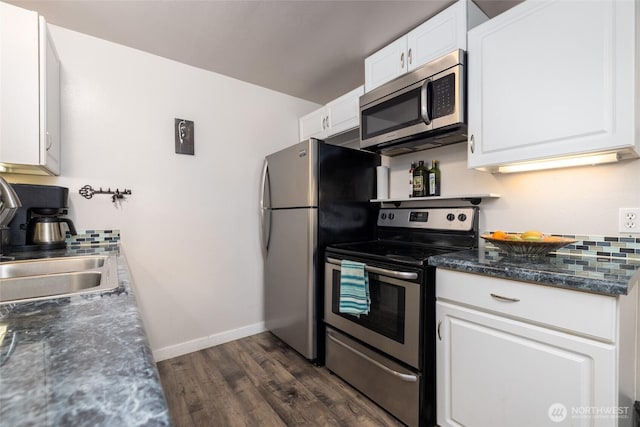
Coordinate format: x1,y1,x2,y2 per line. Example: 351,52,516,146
378,208,476,231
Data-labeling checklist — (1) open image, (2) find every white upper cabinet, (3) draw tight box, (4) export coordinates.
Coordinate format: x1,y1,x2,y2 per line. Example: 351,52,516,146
365,0,488,92
467,0,640,171
299,86,363,142
0,2,61,175
299,108,326,141
364,38,407,93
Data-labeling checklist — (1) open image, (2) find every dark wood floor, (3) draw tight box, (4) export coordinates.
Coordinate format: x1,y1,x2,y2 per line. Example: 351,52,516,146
157,332,404,427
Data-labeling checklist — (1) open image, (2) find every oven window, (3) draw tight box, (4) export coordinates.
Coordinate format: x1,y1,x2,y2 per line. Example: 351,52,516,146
361,87,422,140
332,270,406,343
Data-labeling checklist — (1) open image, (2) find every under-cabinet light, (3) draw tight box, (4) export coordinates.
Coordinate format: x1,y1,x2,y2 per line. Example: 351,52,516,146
496,152,620,173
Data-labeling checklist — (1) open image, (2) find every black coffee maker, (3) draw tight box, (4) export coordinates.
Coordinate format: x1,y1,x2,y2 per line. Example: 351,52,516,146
8,184,77,251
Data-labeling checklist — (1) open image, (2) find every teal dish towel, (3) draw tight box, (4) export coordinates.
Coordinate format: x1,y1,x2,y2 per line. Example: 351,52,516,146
339,260,370,316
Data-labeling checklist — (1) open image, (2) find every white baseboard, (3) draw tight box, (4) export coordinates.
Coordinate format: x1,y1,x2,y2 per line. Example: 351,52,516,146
152,321,267,362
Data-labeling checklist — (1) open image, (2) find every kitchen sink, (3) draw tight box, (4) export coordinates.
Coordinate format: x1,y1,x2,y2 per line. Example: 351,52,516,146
0,256,106,279
0,255,119,304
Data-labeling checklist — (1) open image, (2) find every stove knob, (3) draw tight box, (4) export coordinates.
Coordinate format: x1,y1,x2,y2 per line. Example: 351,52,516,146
389,213,395,220
458,213,467,222
446,213,455,221
381,213,387,220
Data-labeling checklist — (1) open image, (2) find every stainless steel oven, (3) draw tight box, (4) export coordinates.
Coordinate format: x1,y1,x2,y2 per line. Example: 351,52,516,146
359,49,467,157
323,207,479,427
325,257,423,369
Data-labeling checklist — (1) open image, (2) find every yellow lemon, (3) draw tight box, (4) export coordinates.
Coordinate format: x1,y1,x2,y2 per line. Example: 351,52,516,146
522,230,543,239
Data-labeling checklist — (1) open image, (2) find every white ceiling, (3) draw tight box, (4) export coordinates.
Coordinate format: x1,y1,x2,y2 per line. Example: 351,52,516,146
7,0,519,104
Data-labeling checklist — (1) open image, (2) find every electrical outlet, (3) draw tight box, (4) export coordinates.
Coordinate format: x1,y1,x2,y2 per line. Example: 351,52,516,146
619,208,640,233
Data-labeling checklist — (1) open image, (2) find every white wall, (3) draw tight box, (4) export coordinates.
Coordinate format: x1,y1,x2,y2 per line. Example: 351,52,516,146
386,143,640,236
3,25,319,360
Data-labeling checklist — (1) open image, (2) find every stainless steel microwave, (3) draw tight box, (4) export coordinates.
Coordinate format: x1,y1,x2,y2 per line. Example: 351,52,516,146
359,49,467,157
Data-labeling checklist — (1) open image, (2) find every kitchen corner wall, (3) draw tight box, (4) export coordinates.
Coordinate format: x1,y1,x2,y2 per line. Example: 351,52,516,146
2,25,319,361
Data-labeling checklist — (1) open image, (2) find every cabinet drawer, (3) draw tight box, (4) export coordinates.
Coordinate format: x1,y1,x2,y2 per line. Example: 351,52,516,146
436,269,617,342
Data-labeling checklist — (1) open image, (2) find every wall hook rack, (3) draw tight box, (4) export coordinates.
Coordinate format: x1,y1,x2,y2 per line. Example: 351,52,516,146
79,185,132,202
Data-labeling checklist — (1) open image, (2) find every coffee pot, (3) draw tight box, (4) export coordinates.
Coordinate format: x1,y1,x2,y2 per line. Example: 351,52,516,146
7,184,77,251
26,217,77,245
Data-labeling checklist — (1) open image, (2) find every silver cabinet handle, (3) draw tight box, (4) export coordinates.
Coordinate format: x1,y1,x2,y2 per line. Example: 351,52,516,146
469,135,475,154
328,332,418,383
490,293,520,303
408,48,412,66
326,257,418,280
400,52,405,69
437,321,442,341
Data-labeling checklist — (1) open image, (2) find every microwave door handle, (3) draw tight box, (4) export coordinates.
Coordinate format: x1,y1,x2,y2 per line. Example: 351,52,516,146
420,78,432,125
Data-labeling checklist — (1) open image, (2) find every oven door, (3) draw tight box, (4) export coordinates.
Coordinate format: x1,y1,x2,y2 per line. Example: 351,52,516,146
324,256,422,369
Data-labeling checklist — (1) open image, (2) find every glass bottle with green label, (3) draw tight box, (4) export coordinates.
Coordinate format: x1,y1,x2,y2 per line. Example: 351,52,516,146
428,160,441,196
408,162,416,197
412,160,427,197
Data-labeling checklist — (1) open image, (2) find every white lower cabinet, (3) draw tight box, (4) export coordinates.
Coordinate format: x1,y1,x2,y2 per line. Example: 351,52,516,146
436,269,638,427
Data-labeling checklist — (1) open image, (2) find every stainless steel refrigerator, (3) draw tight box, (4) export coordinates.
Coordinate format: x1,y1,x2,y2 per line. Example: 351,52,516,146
260,138,380,362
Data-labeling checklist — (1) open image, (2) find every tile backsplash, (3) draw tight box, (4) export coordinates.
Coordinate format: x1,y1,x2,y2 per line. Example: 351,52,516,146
66,229,120,249
484,233,640,261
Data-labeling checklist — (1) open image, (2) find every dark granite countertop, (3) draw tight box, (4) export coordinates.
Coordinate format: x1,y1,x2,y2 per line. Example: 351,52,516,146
0,246,171,426
429,244,640,297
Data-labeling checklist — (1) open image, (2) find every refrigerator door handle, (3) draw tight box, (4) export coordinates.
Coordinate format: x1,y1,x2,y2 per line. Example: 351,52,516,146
260,159,271,254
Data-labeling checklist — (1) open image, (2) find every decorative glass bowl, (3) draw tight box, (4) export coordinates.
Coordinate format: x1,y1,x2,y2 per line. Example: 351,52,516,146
481,234,577,258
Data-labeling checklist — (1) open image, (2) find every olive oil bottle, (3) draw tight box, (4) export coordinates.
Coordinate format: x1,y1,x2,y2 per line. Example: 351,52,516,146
428,160,441,196
412,160,427,197
408,162,416,197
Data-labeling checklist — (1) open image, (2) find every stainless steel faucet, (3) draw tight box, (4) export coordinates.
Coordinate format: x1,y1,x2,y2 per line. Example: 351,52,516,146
0,176,20,257
0,176,20,227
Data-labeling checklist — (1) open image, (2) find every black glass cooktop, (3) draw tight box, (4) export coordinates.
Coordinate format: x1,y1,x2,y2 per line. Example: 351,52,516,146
326,240,462,267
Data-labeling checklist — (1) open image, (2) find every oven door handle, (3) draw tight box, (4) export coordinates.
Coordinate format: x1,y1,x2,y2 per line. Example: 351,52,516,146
327,332,418,383
326,257,418,280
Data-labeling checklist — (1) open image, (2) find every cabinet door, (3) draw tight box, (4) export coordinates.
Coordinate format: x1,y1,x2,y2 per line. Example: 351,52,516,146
299,107,326,142
0,3,40,165
467,0,638,169
324,85,363,138
436,301,617,427
40,18,60,175
407,0,467,71
364,37,407,92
